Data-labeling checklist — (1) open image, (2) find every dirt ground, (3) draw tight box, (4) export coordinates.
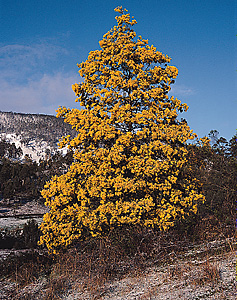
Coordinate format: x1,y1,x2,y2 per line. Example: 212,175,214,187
0,238,235,300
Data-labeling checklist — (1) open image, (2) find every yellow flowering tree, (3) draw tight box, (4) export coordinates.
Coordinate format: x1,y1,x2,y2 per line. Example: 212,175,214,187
39,7,205,254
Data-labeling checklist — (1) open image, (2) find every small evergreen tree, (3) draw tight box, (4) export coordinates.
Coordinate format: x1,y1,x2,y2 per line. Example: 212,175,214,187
23,219,41,249
39,7,205,253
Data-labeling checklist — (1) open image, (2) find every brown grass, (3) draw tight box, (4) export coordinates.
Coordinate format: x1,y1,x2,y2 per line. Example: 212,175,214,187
0,225,235,299
194,257,221,286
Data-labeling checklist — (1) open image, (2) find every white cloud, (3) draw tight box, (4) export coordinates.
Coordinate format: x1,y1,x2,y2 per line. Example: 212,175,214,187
0,72,82,115
170,84,195,97
0,42,67,73
0,41,82,114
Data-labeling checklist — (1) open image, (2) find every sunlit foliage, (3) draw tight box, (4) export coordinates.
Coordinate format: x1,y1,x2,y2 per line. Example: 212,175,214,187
39,7,205,253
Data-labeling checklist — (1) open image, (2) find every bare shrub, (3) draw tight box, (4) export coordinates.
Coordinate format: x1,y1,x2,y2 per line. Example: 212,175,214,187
194,258,221,286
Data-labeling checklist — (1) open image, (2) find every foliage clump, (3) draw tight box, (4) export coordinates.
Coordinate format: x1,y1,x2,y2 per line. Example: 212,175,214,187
39,7,205,254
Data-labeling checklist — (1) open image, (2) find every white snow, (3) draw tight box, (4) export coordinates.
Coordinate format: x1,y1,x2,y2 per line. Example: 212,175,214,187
0,133,68,162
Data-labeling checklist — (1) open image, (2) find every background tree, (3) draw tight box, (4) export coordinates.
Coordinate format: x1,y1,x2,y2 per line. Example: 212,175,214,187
181,131,236,239
200,132,236,229
39,7,205,254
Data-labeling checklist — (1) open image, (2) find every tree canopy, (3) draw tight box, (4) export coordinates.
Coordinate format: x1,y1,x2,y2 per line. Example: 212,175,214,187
39,7,205,254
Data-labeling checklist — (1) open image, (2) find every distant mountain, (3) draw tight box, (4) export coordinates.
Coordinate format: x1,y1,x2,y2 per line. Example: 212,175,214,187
0,111,77,161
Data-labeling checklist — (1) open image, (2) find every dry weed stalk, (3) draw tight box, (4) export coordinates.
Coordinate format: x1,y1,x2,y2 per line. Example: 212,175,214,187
194,257,221,286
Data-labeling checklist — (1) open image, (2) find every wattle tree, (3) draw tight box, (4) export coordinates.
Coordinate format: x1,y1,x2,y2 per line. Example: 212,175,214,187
39,7,205,254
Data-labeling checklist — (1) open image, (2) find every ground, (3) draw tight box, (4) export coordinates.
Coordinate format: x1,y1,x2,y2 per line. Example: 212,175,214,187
0,238,235,299
0,200,235,299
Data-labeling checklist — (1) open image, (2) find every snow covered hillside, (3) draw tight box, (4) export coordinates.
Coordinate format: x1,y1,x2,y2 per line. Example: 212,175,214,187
0,111,76,162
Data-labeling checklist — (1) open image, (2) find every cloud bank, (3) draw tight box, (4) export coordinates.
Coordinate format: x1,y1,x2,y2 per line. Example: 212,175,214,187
0,72,80,114
170,84,195,97
0,41,81,115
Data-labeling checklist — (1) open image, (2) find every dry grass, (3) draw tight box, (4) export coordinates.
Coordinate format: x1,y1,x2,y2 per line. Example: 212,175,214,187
195,257,221,286
167,256,221,286
0,225,235,300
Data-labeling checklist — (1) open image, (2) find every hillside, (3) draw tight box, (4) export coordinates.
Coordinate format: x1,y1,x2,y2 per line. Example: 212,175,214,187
0,111,76,161
0,235,235,299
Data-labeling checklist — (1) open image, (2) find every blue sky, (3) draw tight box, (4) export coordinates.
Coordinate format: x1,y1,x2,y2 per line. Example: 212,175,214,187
0,0,236,140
